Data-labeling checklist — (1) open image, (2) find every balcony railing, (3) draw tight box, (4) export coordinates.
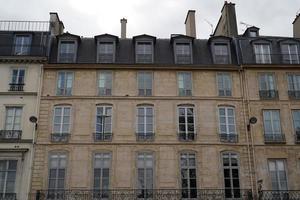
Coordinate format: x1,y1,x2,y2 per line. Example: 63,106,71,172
9,83,24,91
0,20,49,32
259,90,279,100
295,131,300,144
32,189,253,200
51,133,70,143
260,190,300,200
136,132,155,141
243,53,300,65
178,132,196,141
0,45,47,57
288,90,300,99
219,133,238,143
0,130,22,140
94,132,112,142
264,134,286,144
0,193,16,200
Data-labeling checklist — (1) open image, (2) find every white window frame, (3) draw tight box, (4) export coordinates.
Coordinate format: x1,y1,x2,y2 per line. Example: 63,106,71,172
0,160,18,198
254,43,272,64
217,72,232,96
281,43,299,64
93,152,112,192
57,40,77,63
97,41,115,63
13,34,31,55
292,110,300,134
268,159,288,191
135,41,153,63
177,72,192,96
10,68,25,85
177,106,196,139
263,110,282,136
95,105,113,137
180,152,197,199
4,107,22,130
287,74,300,91
175,42,192,64
52,106,71,135
48,153,67,190
137,71,153,96
213,43,231,64
56,71,74,96
218,106,236,135
136,105,154,139
98,71,113,96
259,73,276,91
136,152,154,198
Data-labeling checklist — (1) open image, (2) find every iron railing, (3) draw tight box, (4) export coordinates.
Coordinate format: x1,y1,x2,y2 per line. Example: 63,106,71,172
136,132,155,141
0,130,22,140
243,53,300,65
9,83,24,91
219,133,238,143
288,90,300,99
178,132,196,141
260,190,300,200
32,189,253,200
51,133,70,143
0,20,50,32
0,193,16,200
94,132,113,142
264,134,286,144
0,45,47,57
259,90,279,100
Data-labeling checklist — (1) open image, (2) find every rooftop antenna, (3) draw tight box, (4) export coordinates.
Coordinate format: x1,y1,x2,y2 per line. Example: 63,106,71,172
204,19,214,35
240,21,253,32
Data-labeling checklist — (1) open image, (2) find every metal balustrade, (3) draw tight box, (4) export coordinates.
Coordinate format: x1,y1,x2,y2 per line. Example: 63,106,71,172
259,90,279,100
0,193,16,200
264,134,286,144
9,83,24,91
136,132,155,141
0,20,50,32
219,133,238,143
51,133,70,143
260,190,300,200
0,130,22,140
94,132,113,142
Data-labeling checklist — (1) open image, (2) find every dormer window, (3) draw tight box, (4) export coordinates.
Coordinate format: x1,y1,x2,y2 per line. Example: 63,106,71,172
281,43,299,64
14,34,31,55
175,43,192,64
254,43,271,64
58,40,77,63
249,31,257,37
213,43,230,64
136,41,153,63
97,42,115,63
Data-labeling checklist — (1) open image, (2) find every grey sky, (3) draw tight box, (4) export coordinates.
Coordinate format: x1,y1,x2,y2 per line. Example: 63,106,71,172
0,0,299,38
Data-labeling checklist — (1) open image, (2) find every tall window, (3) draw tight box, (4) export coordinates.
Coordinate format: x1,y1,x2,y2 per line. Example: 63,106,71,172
137,72,152,96
263,110,283,142
292,110,300,142
95,106,112,141
58,41,76,63
268,160,288,190
136,106,154,141
57,71,73,96
259,73,277,99
97,42,114,63
287,74,300,98
175,43,192,64
281,44,299,64
222,152,241,199
254,44,271,64
5,107,22,130
214,44,230,64
48,153,67,191
93,153,111,199
178,72,192,96
14,35,31,55
178,106,195,141
10,69,25,91
217,73,232,96
180,152,197,199
98,71,112,96
53,106,71,135
0,160,17,198
218,107,237,142
137,152,154,199
136,42,153,63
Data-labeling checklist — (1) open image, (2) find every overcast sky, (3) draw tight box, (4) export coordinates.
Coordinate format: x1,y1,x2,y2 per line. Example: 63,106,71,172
0,0,299,38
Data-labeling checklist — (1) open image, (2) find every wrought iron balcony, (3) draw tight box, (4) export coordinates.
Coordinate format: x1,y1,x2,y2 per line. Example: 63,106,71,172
260,190,300,200
178,132,196,141
9,83,24,91
51,133,70,143
0,45,47,57
264,134,286,144
295,131,300,144
136,132,155,141
0,130,22,140
288,90,300,99
33,189,253,200
219,133,238,143
94,132,112,142
0,193,16,200
259,90,279,100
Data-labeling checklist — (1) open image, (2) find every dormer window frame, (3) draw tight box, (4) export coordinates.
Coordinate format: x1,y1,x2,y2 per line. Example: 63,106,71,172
211,40,232,64
249,31,258,37
173,38,193,64
97,40,116,63
57,39,78,63
252,40,272,64
13,33,32,56
279,40,300,64
135,40,154,64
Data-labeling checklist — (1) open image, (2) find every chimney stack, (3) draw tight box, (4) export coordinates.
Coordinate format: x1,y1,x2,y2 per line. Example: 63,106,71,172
49,12,64,36
120,18,127,39
185,10,196,38
213,1,238,37
293,14,300,38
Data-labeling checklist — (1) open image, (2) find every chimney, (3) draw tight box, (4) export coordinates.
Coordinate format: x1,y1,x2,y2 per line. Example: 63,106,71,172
49,12,64,36
293,14,300,38
213,1,238,37
120,18,127,39
185,10,196,38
